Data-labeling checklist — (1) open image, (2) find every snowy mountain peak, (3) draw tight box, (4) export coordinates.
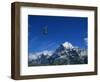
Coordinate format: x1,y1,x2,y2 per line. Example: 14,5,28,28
28,41,88,66
62,42,73,49
42,50,53,56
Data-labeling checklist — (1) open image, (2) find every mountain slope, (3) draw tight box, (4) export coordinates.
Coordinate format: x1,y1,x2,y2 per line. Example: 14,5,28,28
28,42,88,66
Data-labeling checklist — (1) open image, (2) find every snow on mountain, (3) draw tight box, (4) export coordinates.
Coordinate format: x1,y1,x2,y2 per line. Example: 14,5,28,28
42,50,53,56
80,49,87,56
28,53,38,61
62,42,74,49
28,41,88,66
28,50,53,61
54,42,74,56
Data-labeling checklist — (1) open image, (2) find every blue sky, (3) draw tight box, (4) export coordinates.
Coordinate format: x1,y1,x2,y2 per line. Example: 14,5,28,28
28,15,88,53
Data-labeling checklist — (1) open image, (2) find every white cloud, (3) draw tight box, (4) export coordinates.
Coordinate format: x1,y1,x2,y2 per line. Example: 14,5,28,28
84,37,88,46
